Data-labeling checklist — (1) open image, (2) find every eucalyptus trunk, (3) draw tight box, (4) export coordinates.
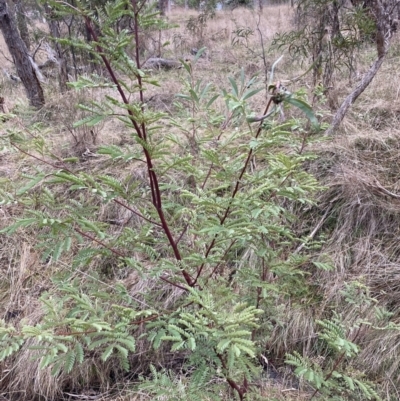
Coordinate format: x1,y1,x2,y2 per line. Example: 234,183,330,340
0,0,44,108
45,3,68,93
12,0,30,50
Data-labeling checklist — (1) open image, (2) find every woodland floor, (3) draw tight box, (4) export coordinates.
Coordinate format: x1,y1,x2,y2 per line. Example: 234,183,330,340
2,4,400,400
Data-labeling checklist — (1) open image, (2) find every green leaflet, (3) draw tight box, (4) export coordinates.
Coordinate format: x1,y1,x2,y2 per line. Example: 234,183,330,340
284,96,320,130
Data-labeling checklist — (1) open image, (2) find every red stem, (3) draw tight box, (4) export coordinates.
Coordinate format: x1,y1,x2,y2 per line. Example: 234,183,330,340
193,98,274,284
217,353,246,401
84,13,193,286
74,227,126,257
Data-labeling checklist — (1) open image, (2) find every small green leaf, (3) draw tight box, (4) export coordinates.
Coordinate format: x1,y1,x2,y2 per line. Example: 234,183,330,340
206,94,219,108
242,87,263,101
228,77,239,97
17,174,45,196
101,345,114,361
284,96,319,129
194,47,207,62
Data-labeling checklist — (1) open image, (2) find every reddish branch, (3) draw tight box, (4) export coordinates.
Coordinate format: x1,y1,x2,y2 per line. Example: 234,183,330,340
83,9,194,286
217,353,248,401
193,97,274,284
74,227,126,257
113,198,162,227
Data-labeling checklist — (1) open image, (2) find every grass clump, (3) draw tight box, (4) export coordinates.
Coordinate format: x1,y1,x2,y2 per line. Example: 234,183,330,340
1,1,400,400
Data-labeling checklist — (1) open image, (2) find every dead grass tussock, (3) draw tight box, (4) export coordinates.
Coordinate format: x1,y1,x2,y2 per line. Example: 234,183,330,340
168,5,293,44
303,127,400,389
4,3,400,400
8,343,131,401
268,304,317,361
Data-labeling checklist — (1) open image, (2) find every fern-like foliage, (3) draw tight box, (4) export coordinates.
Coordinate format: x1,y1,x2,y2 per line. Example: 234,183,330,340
139,364,222,401
286,316,381,400
1,0,389,399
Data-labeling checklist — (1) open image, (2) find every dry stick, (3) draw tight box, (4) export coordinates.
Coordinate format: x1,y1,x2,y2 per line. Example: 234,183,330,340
193,97,274,284
325,55,386,136
84,15,193,286
294,205,332,254
325,0,391,136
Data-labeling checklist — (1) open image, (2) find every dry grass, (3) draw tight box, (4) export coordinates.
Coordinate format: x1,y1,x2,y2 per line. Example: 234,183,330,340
3,3,400,400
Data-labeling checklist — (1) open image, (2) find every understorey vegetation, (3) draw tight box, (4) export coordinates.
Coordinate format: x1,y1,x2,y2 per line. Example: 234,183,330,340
1,0,400,400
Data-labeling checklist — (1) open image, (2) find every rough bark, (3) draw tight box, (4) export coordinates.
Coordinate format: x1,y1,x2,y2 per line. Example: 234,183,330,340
0,0,44,108
158,0,168,15
325,55,386,135
12,0,30,50
44,3,68,93
325,0,395,135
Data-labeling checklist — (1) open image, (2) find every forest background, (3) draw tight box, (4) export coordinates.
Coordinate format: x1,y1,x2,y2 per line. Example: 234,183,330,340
1,0,400,400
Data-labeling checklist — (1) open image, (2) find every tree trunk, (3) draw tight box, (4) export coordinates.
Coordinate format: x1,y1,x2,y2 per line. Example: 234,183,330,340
159,0,168,16
0,0,44,108
326,0,395,135
84,15,101,74
12,0,30,50
44,3,68,93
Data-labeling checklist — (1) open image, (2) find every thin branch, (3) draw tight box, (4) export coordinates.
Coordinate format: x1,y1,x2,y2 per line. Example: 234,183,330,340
160,276,189,291
206,239,237,282
194,98,274,284
294,205,332,254
10,142,164,228
255,13,268,74
113,198,162,226
31,37,44,61
0,47,13,63
74,227,126,258
84,17,141,134
217,353,246,401
85,14,192,286
176,223,189,245
11,142,74,174
176,163,214,245
325,55,386,135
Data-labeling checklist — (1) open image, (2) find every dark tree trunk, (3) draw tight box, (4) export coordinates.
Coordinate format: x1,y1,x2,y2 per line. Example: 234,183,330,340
84,16,101,73
12,0,30,50
44,3,68,93
158,0,168,16
66,15,78,80
0,0,44,108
